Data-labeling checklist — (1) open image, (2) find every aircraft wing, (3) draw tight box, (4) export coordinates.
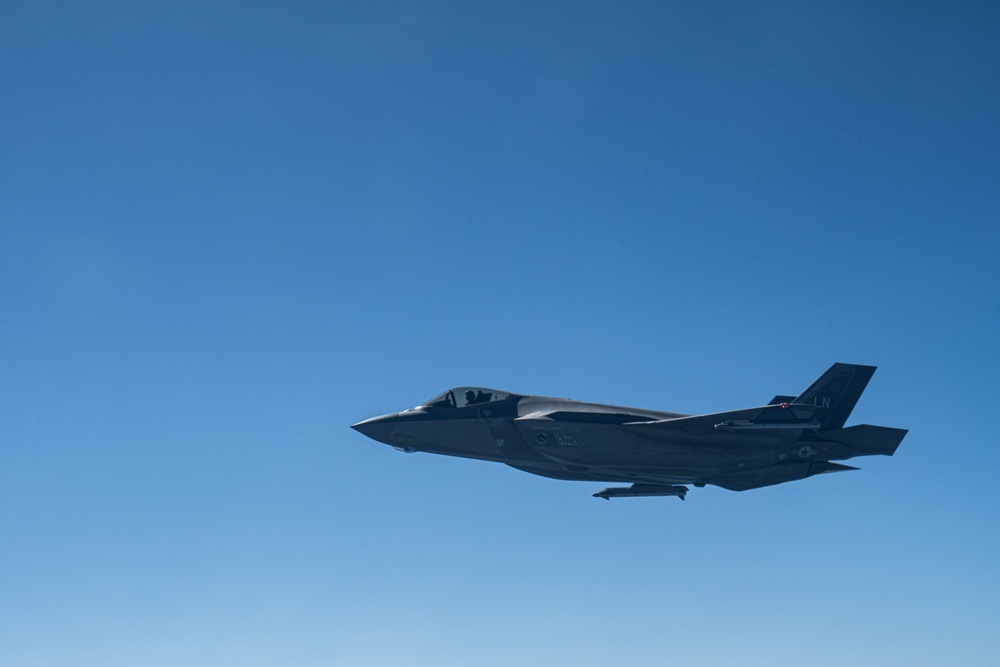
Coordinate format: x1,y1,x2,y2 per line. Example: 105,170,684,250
711,461,860,491
624,403,819,439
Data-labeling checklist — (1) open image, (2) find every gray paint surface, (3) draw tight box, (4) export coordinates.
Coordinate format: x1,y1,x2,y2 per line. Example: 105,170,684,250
351,363,906,500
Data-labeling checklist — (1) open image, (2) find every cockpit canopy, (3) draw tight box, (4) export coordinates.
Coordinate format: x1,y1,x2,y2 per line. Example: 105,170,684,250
422,387,511,409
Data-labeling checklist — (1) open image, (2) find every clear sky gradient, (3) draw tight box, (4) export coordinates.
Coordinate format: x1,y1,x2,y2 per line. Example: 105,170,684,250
2,2,998,665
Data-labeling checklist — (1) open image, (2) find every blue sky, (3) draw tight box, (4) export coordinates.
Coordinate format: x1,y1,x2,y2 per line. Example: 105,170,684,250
1,1,998,665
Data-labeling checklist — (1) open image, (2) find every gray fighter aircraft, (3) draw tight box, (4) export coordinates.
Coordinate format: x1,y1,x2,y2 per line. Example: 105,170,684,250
351,363,906,500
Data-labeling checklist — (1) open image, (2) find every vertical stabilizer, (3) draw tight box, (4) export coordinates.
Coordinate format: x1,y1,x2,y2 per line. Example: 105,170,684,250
794,363,876,431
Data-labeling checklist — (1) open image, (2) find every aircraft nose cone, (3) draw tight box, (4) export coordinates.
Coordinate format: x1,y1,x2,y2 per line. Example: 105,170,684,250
351,414,398,444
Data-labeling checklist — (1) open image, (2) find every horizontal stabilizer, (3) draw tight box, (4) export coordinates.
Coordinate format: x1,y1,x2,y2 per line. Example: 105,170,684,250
817,424,908,456
769,395,798,405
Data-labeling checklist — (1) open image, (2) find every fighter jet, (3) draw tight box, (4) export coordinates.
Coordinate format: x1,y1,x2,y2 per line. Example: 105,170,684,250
351,363,906,500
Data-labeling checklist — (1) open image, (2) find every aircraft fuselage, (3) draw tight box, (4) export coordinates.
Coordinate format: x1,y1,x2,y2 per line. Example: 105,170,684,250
351,364,907,499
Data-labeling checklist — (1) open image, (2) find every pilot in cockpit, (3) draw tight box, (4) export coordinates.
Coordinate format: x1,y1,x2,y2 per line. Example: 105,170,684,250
464,390,494,406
